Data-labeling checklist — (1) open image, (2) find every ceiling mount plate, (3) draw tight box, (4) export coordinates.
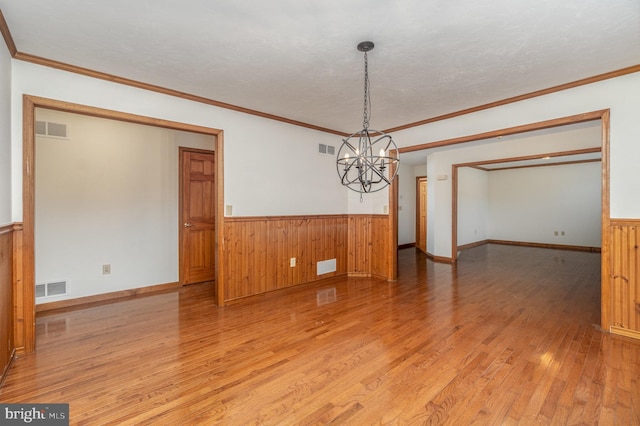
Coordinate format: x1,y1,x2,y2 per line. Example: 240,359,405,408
357,41,374,52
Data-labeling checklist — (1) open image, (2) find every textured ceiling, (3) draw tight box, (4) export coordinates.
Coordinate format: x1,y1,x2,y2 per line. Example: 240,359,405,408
1,0,639,133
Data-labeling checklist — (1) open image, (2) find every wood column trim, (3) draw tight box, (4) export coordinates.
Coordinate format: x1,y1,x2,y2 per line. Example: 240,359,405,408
11,223,23,355
600,110,611,331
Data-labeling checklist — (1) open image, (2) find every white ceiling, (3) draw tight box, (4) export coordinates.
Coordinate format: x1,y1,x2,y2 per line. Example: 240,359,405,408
1,0,639,133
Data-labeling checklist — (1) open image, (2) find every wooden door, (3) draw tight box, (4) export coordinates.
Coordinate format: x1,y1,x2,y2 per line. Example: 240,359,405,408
416,177,427,253
180,148,216,285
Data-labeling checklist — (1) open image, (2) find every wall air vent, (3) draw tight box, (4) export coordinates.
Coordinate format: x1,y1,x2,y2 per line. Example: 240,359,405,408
35,281,68,298
35,120,69,139
317,258,337,275
318,143,336,156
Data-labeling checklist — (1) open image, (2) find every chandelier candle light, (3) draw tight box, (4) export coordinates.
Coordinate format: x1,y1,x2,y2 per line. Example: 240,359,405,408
336,41,399,196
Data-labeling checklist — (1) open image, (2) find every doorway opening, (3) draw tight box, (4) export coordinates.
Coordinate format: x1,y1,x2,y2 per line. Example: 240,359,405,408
390,109,610,329
19,95,224,354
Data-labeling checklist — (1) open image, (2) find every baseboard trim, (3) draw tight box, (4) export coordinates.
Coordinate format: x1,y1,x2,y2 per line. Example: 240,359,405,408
487,239,601,253
458,240,489,251
0,348,16,388
426,252,454,264
36,281,181,314
398,243,415,250
610,326,640,340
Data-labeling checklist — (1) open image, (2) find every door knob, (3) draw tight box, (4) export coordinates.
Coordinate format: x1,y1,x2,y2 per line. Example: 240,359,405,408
184,222,193,228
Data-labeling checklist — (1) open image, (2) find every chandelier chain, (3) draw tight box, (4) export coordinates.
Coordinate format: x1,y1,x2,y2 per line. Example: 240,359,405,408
363,51,369,129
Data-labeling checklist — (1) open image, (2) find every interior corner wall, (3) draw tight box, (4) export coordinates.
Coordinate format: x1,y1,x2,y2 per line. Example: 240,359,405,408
10,60,348,224
488,162,602,247
0,42,11,225
402,72,640,257
457,167,488,246
397,162,418,245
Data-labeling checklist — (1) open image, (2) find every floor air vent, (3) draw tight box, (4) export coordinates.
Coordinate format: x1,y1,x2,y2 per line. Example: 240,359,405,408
36,281,68,298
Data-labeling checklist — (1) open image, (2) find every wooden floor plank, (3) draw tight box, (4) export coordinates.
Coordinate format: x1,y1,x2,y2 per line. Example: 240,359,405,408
1,244,639,424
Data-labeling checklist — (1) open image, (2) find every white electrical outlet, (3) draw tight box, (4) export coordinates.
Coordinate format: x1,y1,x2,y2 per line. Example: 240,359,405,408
102,264,111,275
290,257,296,267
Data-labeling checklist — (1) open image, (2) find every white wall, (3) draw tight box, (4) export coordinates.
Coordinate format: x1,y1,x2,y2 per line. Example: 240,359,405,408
397,162,415,245
457,167,489,246
9,61,640,260
34,109,213,302
11,60,347,223
488,162,601,247
396,163,428,246
0,42,11,225
393,72,640,256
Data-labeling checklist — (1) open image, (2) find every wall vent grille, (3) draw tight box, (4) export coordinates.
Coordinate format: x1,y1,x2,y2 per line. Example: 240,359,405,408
317,258,337,275
35,120,69,139
36,281,68,298
318,143,335,156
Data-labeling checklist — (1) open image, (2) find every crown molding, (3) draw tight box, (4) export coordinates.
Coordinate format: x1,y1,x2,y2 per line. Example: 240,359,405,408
0,9,17,56
1,8,638,138
383,64,640,134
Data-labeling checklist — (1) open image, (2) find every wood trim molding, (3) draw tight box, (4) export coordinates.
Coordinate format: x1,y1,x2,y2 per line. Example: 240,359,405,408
610,326,640,341
600,110,611,331
452,164,459,262
36,282,181,314
215,131,225,306
488,239,601,253
12,223,23,355
609,218,640,226
458,240,489,251
224,214,349,222
385,66,640,134
13,52,347,137
0,10,17,57
454,147,601,169
425,252,454,264
398,243,415,250
21,95,225,352
1,10,637,139
399,111,607,154
0,348,15,388
389,170,399,281
22,95,221,135
479,158,600,172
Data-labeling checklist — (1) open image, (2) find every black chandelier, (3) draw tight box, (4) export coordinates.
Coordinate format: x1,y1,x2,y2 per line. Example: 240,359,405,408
336,41,399,195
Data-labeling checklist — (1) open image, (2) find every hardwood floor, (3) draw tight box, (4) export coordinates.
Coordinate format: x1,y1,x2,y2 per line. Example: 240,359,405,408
1,245,639,425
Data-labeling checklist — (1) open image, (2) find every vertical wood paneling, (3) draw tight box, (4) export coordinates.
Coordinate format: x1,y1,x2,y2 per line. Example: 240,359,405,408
223,214,389,301
1,224,15,385
348,215,370,276
371,216,390,279
610,220,640,337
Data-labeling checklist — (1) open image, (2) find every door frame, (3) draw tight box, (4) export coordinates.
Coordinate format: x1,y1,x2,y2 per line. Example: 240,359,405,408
415,176,427,253
19,95,225,354
178,147,216,287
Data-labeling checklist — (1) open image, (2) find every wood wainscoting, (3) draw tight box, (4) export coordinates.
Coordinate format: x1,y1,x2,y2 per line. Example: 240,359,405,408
609,219,640,339
223,214,391,301
348,214,390,279
0,224,16,386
